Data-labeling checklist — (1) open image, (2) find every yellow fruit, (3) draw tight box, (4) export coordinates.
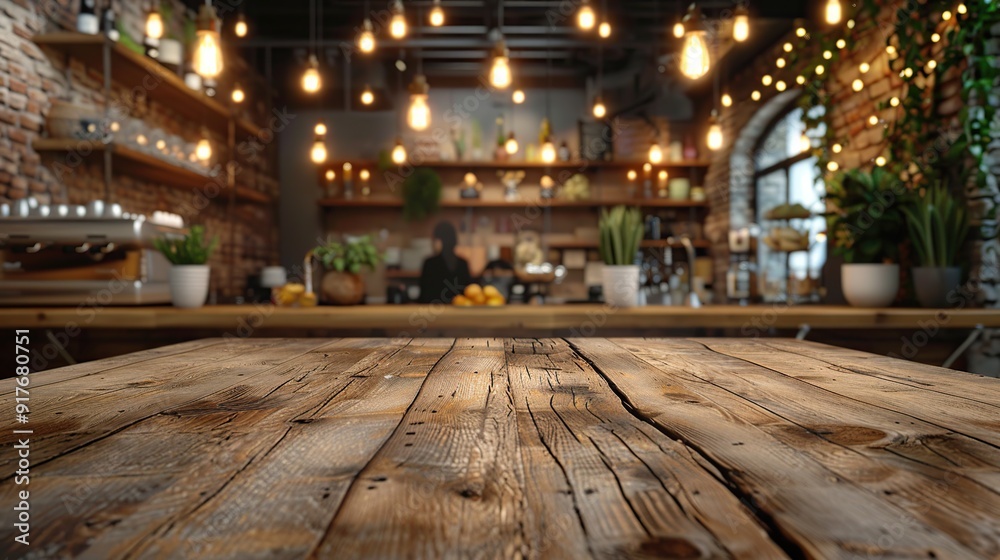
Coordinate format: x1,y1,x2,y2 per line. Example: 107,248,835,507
284,283,305,295
472,293,487,305
483,285,501,299
486,296,505,307
452,295,473,306
464,284,483,300
299,292,318,307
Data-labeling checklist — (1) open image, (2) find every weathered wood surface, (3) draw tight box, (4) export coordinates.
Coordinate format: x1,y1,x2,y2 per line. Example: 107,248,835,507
2,338,998,559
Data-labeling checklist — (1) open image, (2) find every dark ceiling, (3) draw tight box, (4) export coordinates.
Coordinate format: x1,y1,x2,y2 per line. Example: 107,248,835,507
185,0,825,105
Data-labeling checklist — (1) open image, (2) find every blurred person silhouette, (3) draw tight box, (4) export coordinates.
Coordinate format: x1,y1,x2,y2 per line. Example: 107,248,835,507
419,221,471,303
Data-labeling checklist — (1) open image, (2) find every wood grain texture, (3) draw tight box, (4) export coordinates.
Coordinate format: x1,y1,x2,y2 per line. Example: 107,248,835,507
2,337,998,559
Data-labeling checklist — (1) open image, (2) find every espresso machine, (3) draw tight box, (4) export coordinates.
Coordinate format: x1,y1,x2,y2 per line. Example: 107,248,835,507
0,198,186,305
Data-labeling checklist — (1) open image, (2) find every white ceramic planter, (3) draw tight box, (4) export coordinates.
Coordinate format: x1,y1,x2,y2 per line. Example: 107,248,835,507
841,263,899,308
169,265,211,309
602,265,640,308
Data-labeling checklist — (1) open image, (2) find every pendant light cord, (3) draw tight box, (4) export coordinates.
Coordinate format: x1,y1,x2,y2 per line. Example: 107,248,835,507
397,48,403,136
545,33,552,121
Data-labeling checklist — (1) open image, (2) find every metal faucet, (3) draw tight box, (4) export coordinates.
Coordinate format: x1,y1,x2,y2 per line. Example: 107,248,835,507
669,235,701,308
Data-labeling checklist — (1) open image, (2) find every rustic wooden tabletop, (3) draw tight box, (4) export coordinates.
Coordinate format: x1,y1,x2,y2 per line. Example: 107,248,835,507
2,338,998,559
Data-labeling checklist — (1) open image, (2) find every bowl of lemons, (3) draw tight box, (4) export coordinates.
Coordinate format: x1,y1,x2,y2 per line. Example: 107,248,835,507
452,283,506,307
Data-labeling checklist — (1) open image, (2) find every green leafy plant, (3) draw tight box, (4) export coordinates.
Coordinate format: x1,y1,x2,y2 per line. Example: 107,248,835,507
401,168,443,222
825,168,906,264
599,206,643,266
153,225,218,265
312,235,381,274
901,182,969,268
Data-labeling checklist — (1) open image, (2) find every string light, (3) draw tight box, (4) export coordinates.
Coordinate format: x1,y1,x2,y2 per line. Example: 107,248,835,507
869,115,879,126
231,83,245,103
875,156,887,167
836,38,846,49
193,3,224,78
799,133,811,153
489,40,512,89
796,27,807,37
886,45,897,57
407,75,431,131
392,138,407,164
145,8,164,40
648,141,663,164
733,6,750,43
627,170,637,181
815,64,825,75
358,19,376,53
958,3,967,15
505,132,519,155
361,85,375,105
762,74,773,86
599,21,612,38
310,137,327,163
302,54,321,94
314,121,327,136
751,90,761,101
860,62,870,73
825,0,842,24
680,6,711,80
592,96,607,119
721,93,732,107
196,137,212,161
577,0,596,30
889,96,900,107
673,20,685,39
931,33,941,43
429,0,445,26
926,60,937,71
325,170,335,182
903,67,914,78
827,161,839,172
796,75,806,85
512,89,525,104
832,143,842,153
852,79,864,92
823,50,832,60
942,10,952,21
847,18,855,29
775,80,787,92
776,57,786,68
390,0,407,39
706,112,723,151
783,42,793,52
234,13,248,37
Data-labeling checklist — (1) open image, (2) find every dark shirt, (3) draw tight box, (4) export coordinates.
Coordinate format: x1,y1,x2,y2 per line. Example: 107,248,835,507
418,254,471,303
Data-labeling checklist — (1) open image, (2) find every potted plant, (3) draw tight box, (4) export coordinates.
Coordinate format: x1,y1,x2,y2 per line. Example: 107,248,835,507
401,168,443,221
598,206,643,308
312,235,382,305
901,182,969,307
826,168,906,307
154,225,218,309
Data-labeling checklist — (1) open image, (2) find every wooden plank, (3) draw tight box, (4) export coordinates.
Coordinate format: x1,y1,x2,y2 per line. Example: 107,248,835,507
503,338,786,559
623,338,1000,557
570,337,977,558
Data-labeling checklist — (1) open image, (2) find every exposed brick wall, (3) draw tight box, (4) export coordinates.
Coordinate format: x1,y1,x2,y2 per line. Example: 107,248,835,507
0,0,278,298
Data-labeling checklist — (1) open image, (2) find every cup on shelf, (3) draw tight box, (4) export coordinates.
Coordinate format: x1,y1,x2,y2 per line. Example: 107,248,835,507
668,178,691,200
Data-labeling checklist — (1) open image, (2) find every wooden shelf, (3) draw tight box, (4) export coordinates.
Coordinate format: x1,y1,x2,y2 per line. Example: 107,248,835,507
546,239,711,250
321,160,711,172
33,138,272,204
318,196,707,209
33,33,262,139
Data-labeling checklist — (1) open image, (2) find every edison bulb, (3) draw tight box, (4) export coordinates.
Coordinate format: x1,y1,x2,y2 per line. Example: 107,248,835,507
390,13,407,39
733,9,749,42
706,120,723,151
361,86,374,105
577,2,595,30
673,21,685,38
302,56,321,94
505,134,519,155
680,31,711,80
512,89,525,104
194,28,223,78
648,142,663,164
358,20,376,53
310,139,327,164
392,141,407,164
825,0,842,24
599,21,611,38
314,121,327,136
541,140,556,164
231,85,245,103
721,93,732,107
429,5,445,27
407,94,431,131
592,98,607,119
196,138,212,161
490,55,512,89
234,18,247,38
325,170,335,181
627,170,637,181
146,10,164,40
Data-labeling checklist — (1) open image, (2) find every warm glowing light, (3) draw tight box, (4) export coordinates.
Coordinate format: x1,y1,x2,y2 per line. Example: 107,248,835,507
390,0,407,39
599,21,612,38
847,18,855,29
648,142,663,164
827,161,839,172
577,1,596,30
231,84,245,103
721,93,732,107
926,60,937,71
361,86,374,105
942,10,952,21
392,139,407,164
512,89,525,104
860,62,870,74
762,74,772,86
869,115,879,126
706,114,723,151
733,7,749,42
886,45,897,57
832,143,843,153
505,133,519,155
815,64,825,75
796,75,806,85
541,139,557,163
800,133,811,152
889,96,900,107
358,20,376,53
643,163,652,173
836,38,846,49
775,80,787,92
325,170,335,181
658,170,668,181
875,156,887,166
145,9,164,40
429,1,445,27
796,27,807,37
825,0,842,24
194,5,223,78
751,90,761,101
627,170,637,181
852,79,864,92
903,67,913,78
783,42,793,52
823,50,832,60
302,55,322,94
592,97,607,119
408,94,431,130
314,121,327,136
958,3,967,14
673,21,685,39
490,55,512,89
234,16,248,38
196,138,212,161
680,30,711,80
310,138,327,163
776,57,786,68
931,33,941,43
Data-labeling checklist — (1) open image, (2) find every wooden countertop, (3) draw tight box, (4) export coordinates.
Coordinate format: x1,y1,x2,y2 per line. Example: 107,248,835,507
3,337,998,558
0,304,997,331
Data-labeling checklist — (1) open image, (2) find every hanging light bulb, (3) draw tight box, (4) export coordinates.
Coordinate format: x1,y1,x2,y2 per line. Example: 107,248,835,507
196,136,212,161
733,6,749,43
592,96,607,119
825,0,842,24
679,6,710,80
358,19,376,53
302,54,322,94
392,138,407,164
505,132,519,155
234,13,248,38
325,169,336,182
599,21,612,38
577,0,596,30
489,40,512,89
673,20,685,39
361,85,375,106
194,3,224,78
429,0,445,27
512,89,525,104
706,112,723,151
314,121,327,136
775,80,787,92
407,75,431,131
310,137,328,164
541,138,557,163
231,83,245,103
721,93,732,107
648,141,663,164
390,0,407,39
145,8,164,40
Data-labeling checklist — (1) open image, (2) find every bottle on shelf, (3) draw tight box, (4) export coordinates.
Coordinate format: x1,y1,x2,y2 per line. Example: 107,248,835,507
558,141,571,162
102,0,119,42
494,117,507,161
76,0,100,35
